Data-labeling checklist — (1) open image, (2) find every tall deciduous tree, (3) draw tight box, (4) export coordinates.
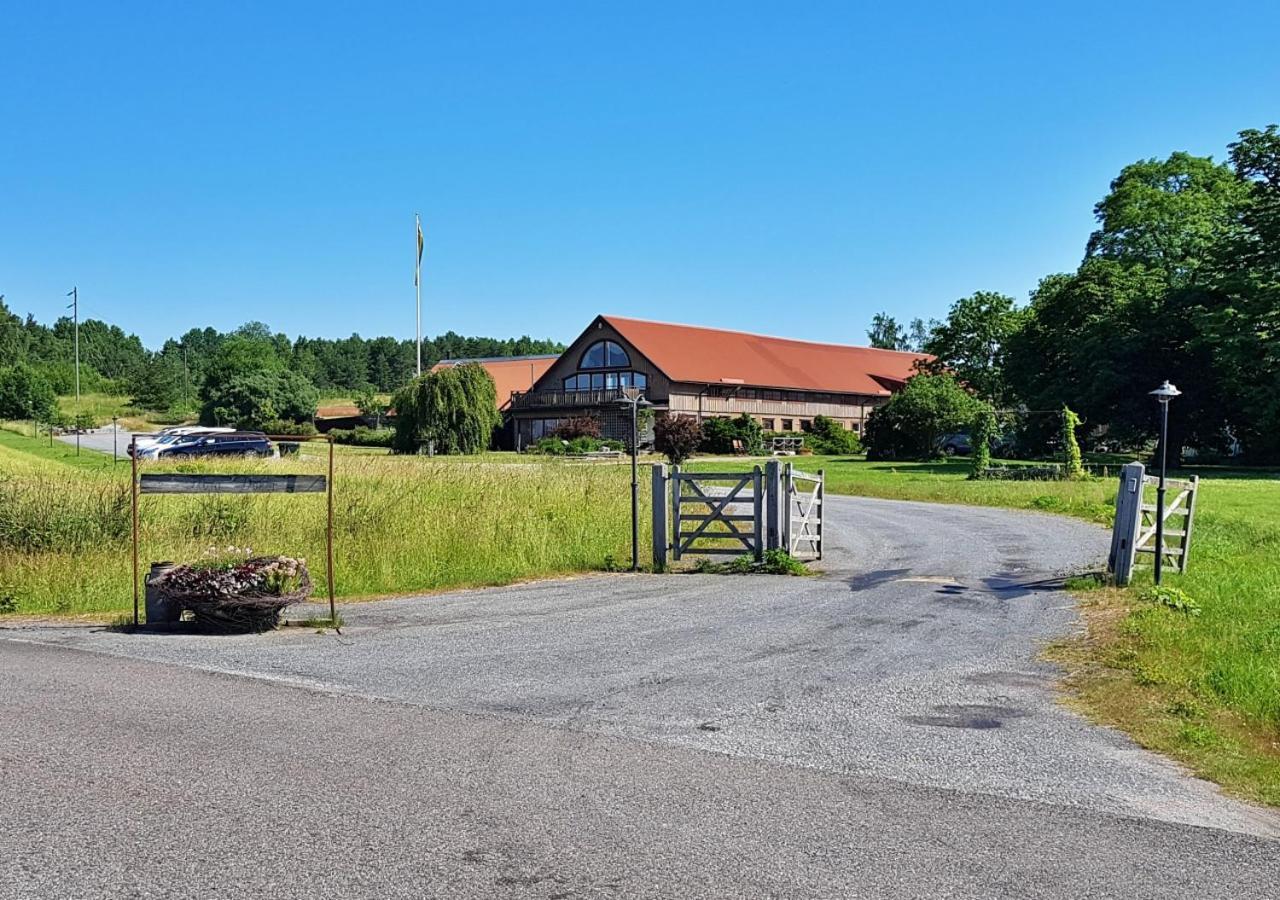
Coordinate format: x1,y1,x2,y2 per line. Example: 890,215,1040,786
867,312,908,350
921,291,1023,405
1086,151,1248,283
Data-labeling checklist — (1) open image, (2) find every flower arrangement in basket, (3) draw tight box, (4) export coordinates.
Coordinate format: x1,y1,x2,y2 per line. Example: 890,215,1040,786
157,547,312,633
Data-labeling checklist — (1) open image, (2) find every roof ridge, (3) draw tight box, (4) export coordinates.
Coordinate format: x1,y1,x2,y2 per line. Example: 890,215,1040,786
601,314,926,356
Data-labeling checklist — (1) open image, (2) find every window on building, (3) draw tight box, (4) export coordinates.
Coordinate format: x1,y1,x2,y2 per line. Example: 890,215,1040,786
531,419,562,439
580,340,629,369
850,422,861,433
781,419,793,432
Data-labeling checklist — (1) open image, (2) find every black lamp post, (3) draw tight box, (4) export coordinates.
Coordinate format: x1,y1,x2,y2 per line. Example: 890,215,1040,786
1150,380,1181,585
618,388,652,572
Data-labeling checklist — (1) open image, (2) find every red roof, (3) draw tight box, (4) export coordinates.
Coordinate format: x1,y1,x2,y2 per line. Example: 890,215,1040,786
601,316,929,396
432,355,559,409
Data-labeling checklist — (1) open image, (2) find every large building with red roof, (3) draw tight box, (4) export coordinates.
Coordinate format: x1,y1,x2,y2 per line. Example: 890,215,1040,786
506,315,929,448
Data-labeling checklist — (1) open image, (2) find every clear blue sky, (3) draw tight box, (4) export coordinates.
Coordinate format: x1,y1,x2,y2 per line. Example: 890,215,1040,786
3,1,1277,349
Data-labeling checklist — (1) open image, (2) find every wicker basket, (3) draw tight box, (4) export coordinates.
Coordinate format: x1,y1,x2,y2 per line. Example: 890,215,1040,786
157,557,313,634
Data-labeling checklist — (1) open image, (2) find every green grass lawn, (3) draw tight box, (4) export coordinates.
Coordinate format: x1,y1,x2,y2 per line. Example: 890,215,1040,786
690,453,1280,806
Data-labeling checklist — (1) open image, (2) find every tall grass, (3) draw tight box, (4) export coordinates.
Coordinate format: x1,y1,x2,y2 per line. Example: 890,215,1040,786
0,437,649,616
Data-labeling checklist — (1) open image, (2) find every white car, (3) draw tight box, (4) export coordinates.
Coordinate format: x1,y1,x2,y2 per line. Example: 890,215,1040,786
131,427,234,458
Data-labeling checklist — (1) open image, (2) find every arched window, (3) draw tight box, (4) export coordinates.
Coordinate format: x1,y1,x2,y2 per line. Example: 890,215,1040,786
580,340,629,369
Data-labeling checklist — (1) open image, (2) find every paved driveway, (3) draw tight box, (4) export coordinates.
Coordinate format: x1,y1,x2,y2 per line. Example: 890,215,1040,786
3,495,1277,897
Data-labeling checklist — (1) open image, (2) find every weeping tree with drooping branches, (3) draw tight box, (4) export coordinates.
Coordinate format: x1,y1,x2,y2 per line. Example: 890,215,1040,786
391,363,500,455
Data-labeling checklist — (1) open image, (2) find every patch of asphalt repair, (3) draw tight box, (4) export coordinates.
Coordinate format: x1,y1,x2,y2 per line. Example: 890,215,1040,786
7,494,1276,847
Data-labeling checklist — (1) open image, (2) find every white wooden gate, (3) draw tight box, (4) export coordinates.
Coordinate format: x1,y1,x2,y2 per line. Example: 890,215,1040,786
783,464,824,560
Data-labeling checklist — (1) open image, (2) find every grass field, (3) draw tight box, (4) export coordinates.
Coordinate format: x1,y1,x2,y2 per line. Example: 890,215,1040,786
0,429,648,618
691,454,1280,805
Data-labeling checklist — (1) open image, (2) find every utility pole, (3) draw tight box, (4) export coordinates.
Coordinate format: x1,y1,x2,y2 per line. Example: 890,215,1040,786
67,287,80,455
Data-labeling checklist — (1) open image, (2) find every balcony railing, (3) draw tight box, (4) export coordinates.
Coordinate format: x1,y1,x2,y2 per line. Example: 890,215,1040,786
509,388,626,409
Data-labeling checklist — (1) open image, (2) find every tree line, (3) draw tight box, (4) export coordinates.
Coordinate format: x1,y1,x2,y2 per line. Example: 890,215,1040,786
0,303,563,425
865,124,1280,463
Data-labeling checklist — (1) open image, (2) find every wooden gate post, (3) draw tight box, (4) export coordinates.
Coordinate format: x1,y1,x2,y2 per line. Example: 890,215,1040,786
782,462,793,554
752,465,764,560
670,465,682,561
765,460,781,551
817,468,825,561
1109,462,1144,586
651,464,668,571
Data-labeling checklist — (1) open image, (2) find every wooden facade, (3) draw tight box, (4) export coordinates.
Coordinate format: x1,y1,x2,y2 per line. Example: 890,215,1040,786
507,316,923,448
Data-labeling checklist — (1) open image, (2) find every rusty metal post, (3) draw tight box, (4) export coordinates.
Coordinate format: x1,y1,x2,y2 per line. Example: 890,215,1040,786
327,435,336,622
130,436,140,627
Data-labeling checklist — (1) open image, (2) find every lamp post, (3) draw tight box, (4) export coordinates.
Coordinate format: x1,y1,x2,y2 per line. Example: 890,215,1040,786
1150,380,1181,585
618,387,652,572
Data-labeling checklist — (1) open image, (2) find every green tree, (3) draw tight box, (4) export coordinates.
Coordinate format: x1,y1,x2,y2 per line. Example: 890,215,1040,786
921,291,1024,404
863,373,982,460
1086,151,1248,283
202,370,318,429
0,363,57,422
129,352,184,411
867,312,908,350
391,364,500,455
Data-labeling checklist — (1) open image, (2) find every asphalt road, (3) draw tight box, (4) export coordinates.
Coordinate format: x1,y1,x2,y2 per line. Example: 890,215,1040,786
54,422,133,456
3,495,1277,897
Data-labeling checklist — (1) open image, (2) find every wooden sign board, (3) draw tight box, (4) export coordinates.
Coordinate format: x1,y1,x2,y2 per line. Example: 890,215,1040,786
140,474,328,495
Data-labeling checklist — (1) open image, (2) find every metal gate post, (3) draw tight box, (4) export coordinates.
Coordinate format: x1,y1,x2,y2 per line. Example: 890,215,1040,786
651,464,668,571
1109,462,1144,586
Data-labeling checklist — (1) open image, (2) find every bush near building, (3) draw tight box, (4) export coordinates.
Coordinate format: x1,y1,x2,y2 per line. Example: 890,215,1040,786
655,415,703,465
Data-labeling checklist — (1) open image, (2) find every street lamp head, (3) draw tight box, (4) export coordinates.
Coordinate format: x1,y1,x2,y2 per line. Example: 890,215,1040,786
621,386,643,402
1150,381,1181,404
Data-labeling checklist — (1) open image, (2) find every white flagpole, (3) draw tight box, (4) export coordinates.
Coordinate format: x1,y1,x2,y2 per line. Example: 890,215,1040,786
415,213,423,377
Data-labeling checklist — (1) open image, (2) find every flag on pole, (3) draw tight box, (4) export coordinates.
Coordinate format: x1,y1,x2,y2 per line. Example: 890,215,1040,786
415,215,424,287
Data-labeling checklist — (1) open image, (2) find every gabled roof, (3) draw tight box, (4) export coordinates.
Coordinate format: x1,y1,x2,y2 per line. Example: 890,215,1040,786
600,316,929,396
432,354,559,409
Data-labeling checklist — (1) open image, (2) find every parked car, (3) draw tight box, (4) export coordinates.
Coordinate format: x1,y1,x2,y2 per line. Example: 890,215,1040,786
153,432,274,459
130,426,233,456
938,432,972,456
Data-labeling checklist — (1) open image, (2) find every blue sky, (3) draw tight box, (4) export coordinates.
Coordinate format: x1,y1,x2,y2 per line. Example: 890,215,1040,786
3,1,1277,349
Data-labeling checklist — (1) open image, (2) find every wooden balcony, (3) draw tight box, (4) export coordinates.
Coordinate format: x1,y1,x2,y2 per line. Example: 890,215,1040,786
509,388,627,409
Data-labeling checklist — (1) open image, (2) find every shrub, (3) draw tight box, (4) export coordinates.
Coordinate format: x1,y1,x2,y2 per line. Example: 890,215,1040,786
969,407,997,478
1139,585,1201,616
864,373,983,460
262,419,318,437
553,416,602,440
1062,406,1084,479
329,426,394,448
803,415,862,456
391,363,501,455
700,414,763,455
654,415,703,465
973,464,1067,481
72,411,98,431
